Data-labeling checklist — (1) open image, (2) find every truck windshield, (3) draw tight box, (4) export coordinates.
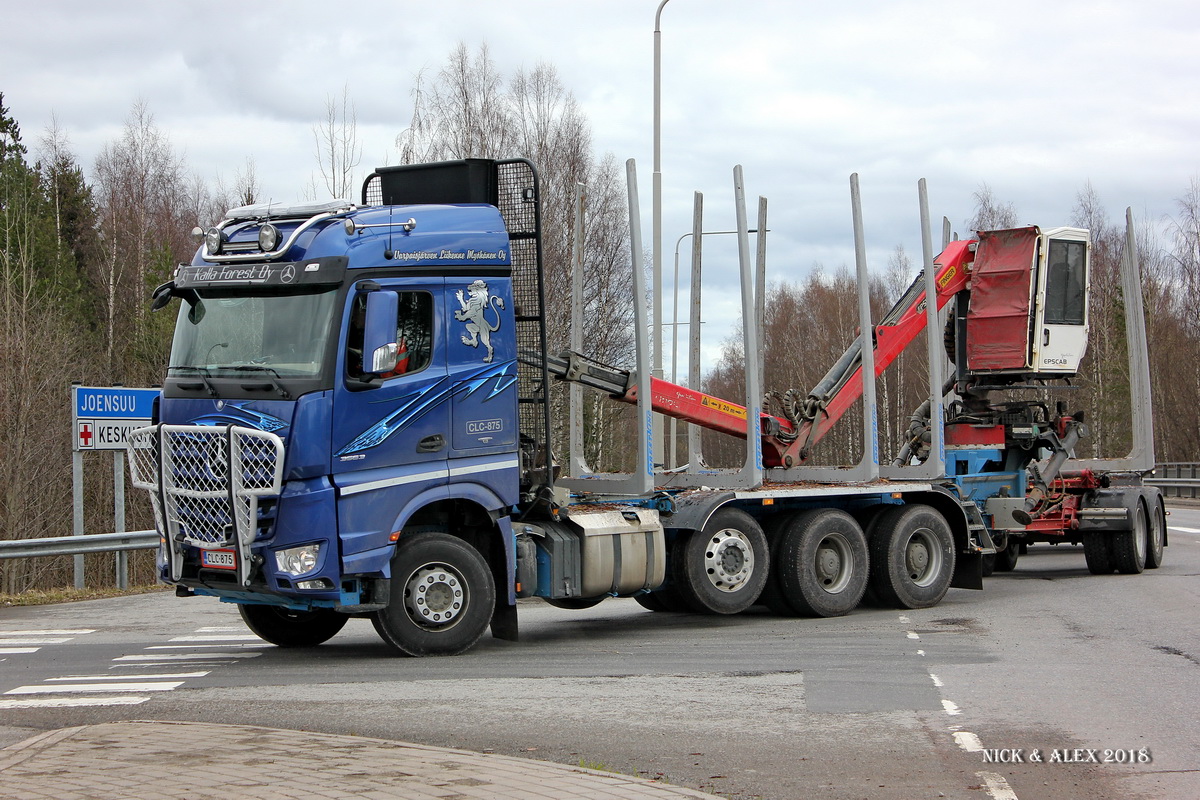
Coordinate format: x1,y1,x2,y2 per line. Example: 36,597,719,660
169,289,338,378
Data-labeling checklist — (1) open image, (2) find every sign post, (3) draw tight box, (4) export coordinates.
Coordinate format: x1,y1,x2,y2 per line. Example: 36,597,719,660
70,384,159,589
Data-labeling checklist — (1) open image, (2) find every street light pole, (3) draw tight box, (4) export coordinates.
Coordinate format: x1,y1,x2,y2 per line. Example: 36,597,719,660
653,0,671,462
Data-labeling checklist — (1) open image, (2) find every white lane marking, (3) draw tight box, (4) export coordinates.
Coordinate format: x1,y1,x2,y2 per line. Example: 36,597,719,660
930,673,944,688
195,626,243,633
146,643,267,650
0,629,95,636
898,615,911,623
942,699,962,716
954,731,984,752
1168,525,1200,533
0,696,149,709
6,682,184,695
907,631,920,640
169,635,262,642
977,771,1020,800
0,648,39,655
0,637,73,645
47,672,210,681
113,652,262,662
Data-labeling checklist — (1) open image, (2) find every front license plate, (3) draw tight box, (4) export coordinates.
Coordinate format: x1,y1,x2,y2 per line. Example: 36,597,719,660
201,549,237,570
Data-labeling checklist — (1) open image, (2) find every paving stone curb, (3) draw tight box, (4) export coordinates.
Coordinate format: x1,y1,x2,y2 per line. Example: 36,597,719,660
0,720,725,800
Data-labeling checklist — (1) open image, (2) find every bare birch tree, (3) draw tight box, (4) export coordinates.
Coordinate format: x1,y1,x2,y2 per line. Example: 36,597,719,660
312,85,361,199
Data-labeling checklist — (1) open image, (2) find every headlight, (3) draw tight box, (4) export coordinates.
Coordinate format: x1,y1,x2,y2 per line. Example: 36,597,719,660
205,227,224,255
258,223,280,252
275,543,321,576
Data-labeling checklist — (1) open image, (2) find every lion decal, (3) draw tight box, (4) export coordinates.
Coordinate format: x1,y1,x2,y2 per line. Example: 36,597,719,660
454,280,505,363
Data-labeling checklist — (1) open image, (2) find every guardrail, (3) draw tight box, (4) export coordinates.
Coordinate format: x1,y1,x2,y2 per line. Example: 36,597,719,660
0,531,159,590
0,530,158,560
1145,463,1200,499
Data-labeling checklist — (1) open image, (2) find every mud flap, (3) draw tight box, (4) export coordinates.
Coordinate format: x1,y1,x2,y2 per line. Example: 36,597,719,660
491,597,519,641
951,550,984,590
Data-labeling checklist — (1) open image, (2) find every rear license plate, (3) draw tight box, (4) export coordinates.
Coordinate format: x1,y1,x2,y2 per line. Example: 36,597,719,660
201,549,236,570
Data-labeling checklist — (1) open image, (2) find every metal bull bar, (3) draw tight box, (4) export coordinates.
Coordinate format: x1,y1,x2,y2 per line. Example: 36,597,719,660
127,424,285,587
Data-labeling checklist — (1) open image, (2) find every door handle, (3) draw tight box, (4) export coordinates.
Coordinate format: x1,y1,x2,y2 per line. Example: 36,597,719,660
1043,329,1050,346
417,434,446,453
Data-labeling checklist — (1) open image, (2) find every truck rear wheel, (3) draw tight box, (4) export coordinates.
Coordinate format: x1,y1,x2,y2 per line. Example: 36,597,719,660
868,504,955,609
1145,498,1166,569
372,530,495,657
1112,500,1148,574
676,507,769,614
774,508,868,617
634,586,691,612
239,604,347,648
757,513,796,616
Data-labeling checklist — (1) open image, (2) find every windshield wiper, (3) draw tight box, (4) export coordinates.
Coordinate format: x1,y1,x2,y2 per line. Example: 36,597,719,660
223,365,292,400
168,365,219,397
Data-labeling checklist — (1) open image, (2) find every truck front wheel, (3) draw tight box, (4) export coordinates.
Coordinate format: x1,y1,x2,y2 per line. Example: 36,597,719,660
372,530,495,657
675,508,769,614
239,604,347,647
868,504,954,609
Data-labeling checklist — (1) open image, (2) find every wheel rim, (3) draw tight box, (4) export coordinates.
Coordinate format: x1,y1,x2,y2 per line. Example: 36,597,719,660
1151,506,1165,551
1133,504,1148,563
704,528,755,593
403,562,467,629
815,532,854,594
904,528,944,587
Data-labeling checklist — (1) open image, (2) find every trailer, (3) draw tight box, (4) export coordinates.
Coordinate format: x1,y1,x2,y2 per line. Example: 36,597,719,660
128,158,1163,656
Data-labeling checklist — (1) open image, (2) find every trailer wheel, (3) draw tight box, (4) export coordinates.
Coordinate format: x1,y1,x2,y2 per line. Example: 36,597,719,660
1112,500,1148,574
372,530,495,657
868,504,955,609
774,509,868,617
239,604,347,648
676,508,769,614
1145,498,1166,569
1083,532,1115,574
994,539,1020,572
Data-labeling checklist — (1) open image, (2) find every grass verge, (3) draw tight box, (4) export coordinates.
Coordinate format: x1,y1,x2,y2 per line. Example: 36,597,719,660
0,584,169,607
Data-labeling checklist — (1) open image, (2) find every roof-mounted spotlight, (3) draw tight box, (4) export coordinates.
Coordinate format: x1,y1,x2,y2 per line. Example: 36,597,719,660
205,227,224,256
258,223,281,252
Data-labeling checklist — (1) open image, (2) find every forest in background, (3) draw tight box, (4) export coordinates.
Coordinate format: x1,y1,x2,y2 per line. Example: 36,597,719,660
3,43,1199,593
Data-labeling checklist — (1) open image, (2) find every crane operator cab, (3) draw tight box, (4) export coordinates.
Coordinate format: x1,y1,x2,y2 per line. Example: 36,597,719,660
964,226,1090,380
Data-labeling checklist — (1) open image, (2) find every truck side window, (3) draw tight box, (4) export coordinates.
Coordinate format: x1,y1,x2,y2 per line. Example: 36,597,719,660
1043,239,1086,325
347,291,434,378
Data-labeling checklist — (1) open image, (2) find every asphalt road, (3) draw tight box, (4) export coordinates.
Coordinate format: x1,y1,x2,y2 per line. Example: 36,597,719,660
2,504,1197,800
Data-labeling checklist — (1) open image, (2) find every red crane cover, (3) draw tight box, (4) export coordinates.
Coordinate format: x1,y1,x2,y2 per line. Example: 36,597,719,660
966,227,1039,371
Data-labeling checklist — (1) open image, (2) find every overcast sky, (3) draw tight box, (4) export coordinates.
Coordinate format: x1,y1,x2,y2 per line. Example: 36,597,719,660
3,0,1198,375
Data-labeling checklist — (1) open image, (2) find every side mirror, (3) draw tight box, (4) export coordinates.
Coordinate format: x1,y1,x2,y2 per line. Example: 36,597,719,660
363,290,399,374
150,281,176,312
